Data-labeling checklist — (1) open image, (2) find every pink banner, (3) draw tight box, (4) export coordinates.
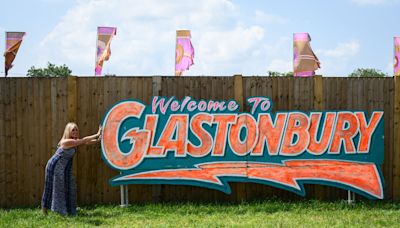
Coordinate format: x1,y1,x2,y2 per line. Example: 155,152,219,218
395,37,400,77
175,30,194,76
293,33,320,77
4,32,25,76
95,27,117,76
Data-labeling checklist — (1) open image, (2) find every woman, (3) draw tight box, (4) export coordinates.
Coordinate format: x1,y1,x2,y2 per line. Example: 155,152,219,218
41,122,101,216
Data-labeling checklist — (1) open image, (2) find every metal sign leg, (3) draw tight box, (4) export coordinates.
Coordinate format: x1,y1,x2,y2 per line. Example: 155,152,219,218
347,190,355,204
120,185,129,207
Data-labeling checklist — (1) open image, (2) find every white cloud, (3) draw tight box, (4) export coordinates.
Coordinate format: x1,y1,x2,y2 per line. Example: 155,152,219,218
267,59,292,72
194,25,265,74
315,41,361,76
317,41,360,58
200,26,264,60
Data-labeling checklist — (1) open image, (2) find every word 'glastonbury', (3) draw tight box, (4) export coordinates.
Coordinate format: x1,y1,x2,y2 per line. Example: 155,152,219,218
101,96,383,170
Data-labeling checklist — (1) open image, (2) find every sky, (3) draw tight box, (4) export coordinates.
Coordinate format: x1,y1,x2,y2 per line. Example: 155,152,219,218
1,0,399,77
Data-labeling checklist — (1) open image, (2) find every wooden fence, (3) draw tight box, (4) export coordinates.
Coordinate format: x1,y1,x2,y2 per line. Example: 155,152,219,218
0,76,399,207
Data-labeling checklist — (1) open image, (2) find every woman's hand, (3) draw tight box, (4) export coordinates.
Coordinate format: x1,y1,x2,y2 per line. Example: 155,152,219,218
97,125,102,137
97,125,102,141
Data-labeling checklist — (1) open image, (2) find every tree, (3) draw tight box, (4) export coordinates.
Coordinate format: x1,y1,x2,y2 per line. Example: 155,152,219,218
348,68,388,77
267,71,293,77
27,62,72,77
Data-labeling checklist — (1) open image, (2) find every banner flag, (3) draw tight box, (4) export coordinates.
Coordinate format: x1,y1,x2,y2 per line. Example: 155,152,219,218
4,32,25,77
293,33,320,77
95,27,117,76
394,37,400,76
175,30,194,76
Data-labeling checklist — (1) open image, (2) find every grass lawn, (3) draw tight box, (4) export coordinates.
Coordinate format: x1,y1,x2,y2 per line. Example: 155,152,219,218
1,200,400,227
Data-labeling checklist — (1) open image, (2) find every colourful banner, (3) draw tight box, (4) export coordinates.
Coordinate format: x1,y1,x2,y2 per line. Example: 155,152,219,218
395,37,400,76
293,33,320,77
4,32,25,77
175,30,194,76
95,27,116,76
101,96,385,199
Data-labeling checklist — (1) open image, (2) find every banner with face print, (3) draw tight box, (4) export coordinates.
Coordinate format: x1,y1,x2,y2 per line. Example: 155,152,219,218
394,37,400,77
95,27,117,76
293,33,320,77
4,32,25,76
175,30,194,76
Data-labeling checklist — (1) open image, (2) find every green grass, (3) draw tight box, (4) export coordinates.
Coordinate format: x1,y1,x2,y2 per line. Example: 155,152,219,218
1,200,400,227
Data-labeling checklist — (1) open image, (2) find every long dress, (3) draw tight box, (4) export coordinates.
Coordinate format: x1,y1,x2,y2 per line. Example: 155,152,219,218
41,147,77,215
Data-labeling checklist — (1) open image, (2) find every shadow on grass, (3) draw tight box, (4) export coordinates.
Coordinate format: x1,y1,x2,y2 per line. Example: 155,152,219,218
9,199,400,214
77,199,400,217
4,199,400,227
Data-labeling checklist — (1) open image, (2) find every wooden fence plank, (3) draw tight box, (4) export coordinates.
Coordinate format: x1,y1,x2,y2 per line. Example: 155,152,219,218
373,78,391,199
102,77,118,203
9,80,18,206
14,79,24,206
95,78,105,203
0,80,5,207
313,76,327,199
66,76,78,204
233,75,246,202
89,78,101,204
76,78,89,204
41,78,53,204
151,76,162,202
383,79,394,199
393,77,400,200
3,79,11,207
2,80,11,207
33,78,45,204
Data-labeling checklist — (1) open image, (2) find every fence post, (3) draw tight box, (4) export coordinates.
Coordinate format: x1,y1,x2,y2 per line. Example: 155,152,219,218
233,74,246,202
67,76,79,182
67,76,77,122
393,77,400,200
313,75,327,200
313,76,323,110
152,76,162,202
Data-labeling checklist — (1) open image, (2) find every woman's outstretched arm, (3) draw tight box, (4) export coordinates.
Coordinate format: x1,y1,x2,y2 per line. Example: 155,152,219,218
60,126,101,149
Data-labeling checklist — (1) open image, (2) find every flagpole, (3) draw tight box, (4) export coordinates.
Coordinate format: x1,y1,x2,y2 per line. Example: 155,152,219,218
5,31,7,77
95,27,98,76
174,30,177,76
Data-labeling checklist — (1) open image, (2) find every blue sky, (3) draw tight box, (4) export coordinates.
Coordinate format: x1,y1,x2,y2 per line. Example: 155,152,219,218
1,0,399,76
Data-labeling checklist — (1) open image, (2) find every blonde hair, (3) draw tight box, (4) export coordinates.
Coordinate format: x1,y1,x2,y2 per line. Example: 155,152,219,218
59,122,79,144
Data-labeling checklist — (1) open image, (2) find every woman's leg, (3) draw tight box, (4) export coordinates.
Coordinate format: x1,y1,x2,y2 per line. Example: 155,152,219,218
41,156,59,212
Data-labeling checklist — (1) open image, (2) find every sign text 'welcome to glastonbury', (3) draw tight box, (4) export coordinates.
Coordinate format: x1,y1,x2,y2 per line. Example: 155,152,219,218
101,96,384,199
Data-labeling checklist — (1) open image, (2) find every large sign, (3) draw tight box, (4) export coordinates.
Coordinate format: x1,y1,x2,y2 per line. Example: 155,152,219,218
101,96,384,199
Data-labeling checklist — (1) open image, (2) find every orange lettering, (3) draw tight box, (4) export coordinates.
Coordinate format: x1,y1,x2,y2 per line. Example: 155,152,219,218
280,113,310,156
329,112,359,154
356,112,383,153
252,113,287,156
187,113,213,157
307,112,336,155
229,114,258,156
156,114,188,157
212,114,236,156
